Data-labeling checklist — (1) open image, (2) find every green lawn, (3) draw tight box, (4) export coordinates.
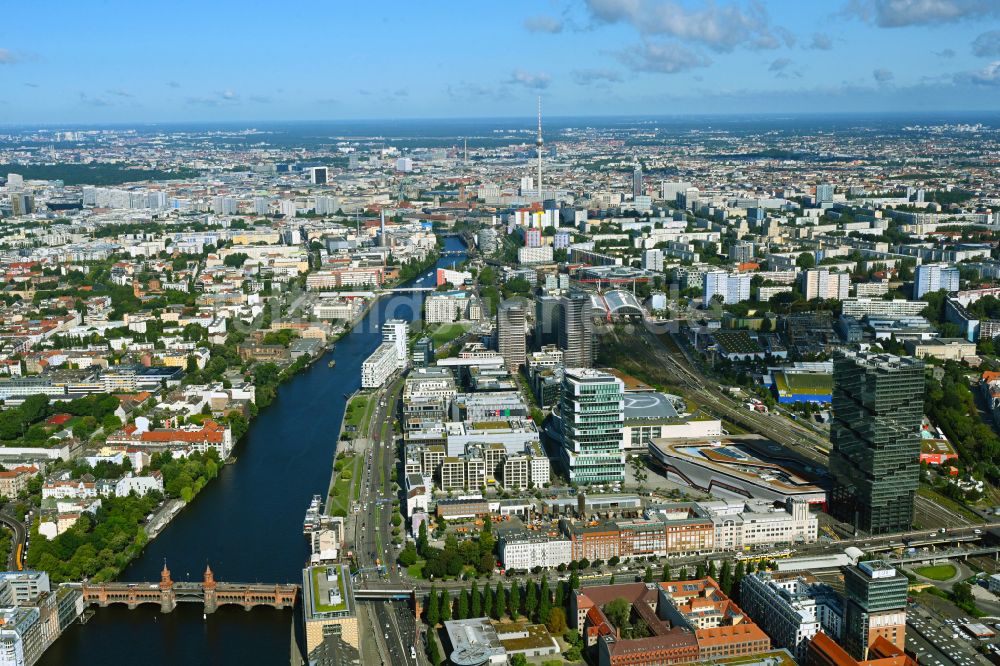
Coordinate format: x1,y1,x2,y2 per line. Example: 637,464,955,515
311,566,347,613
407,562,425,578
914,564,958,581
328,454,361,516
342,394,372,433
430,322,470,346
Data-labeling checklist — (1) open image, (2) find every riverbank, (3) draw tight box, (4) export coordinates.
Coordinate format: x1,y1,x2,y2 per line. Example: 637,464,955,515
38,235,470,666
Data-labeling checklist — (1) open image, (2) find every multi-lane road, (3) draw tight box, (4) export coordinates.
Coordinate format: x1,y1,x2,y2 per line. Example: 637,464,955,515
349,378,419,666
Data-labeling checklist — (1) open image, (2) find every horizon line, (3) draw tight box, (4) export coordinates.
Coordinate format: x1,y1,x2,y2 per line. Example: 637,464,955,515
2,109,1000,130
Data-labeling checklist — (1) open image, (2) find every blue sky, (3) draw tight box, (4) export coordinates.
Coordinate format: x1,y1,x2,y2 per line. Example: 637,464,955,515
2,0,999,123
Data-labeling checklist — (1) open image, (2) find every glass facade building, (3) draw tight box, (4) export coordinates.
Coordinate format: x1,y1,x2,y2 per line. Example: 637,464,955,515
842,560,908,659
829,352,925,535
559,368,625,483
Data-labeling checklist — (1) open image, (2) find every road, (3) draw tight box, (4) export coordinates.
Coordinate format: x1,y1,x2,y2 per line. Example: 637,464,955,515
0,511,26,570
349,376,418,666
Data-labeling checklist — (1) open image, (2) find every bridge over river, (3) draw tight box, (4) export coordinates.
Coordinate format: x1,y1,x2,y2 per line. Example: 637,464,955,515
78,564,298,614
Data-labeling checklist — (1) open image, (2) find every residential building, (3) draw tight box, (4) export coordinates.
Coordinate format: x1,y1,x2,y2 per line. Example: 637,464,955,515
740,571,843,662
559,368,625,484
382,319,409,366
703,271,751,305
498,532,572,570
361,343,398,389
914,263,959,298
829,352,924,534
802,269,850,300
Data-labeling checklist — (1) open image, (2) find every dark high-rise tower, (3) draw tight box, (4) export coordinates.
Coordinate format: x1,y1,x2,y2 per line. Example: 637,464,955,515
842,560,908,659
557,294,594,368
632,163,643,199
828,352,924,535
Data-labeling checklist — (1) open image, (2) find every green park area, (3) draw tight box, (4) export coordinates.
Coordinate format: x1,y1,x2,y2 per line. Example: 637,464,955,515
342,394,374,436
430,322,470,346
913,564,958,581
328,453,362,517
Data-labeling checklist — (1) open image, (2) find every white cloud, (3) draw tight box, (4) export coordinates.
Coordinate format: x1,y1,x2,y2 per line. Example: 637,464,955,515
572,68,623,85
524,15,563,33
616,41,712,74
958,60,1000,86
506,69,551,90
585,0,783,52
848,0,1000,27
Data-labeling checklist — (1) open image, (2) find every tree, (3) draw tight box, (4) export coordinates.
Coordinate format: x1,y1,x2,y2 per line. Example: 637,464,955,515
708,560,718,581
482,584,493,618
547,606,567,634
538,576,551,625
569,570,580,590
661,563,671,582
604,598,631,630
695,563,706,580
494,582,506,619
417,521,429,556
509,582,521,619
426,633,442,666
732,561,746,599
439,591,452,622
719,560,733,595
457,590,470,620
796,252,815,269
470,581,481,617
511,655,528,666
554,581,565,613
398,542,418,567
525,580,538,621
643,566,653,583
426,587,440,626
678,566,689,581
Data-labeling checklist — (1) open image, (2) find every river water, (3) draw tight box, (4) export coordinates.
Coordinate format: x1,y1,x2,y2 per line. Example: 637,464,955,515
40,236,467,666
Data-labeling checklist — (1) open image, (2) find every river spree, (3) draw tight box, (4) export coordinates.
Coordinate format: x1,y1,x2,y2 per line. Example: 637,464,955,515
39,236,467,666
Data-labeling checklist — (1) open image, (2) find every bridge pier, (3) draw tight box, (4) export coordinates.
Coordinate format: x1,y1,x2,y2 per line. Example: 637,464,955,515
160,563,176,613
203,565,217,614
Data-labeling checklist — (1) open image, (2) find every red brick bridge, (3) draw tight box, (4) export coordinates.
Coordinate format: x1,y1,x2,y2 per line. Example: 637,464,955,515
82,563,298,613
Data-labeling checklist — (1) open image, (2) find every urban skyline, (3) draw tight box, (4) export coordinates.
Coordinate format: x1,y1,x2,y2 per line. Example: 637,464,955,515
3,0,1000,124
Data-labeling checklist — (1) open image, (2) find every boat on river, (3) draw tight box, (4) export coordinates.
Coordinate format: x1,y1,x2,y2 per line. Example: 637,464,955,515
328,359,336,368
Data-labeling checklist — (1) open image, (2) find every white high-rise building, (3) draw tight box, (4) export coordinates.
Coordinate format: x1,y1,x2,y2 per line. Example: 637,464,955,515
702,271,751,305
642,249,664,272
802,269,850,300
382,319,409,365
914,264,960,298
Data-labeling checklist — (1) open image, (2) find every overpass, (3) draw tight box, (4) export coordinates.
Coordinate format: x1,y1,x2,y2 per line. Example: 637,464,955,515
354,587,415,601
80,564,298,614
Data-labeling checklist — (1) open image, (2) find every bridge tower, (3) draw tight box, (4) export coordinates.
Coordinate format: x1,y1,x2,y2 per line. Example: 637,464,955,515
203,564,218,614
159,562,176,613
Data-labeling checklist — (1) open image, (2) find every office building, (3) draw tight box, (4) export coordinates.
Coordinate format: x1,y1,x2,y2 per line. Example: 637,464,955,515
914,263,960,298
829,352,925,534
309,166,328,185
703,271,751,306
535,295,560,347
557,294,594,368
842,560,907,660
802,269,850,300
497,302,527,370
360,343,397,389
816,183,834,204
10,194,34,217
632,164,643,199
559,368,625,483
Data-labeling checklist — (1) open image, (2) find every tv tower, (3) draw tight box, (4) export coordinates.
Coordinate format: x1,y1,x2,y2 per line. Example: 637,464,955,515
536,96,543,204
